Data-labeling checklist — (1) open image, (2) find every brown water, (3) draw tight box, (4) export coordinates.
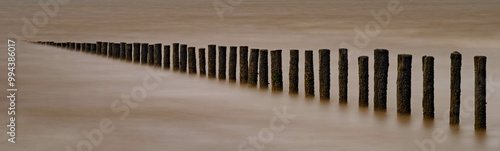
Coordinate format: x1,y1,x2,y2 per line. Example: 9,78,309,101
1,0,499,150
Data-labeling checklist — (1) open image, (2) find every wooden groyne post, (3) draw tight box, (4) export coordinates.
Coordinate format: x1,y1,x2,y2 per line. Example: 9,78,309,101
180,44,187,72
126,44,133,62
240,46,249,84
96,42,102,55
229,46,237,82
164,45,170,69
259,49,268,89
374,49,389,110
305,50,314,97
289,50,299,94
450,51,461,124
397,54,412,115
339,48,348,103
102,42,108,57
140,43,148,64
358,56,369,107
248,49,260,87
91,43,97,54
154,43,162,67
208,45,217,78
475,56,487,130
271,50,283,92
219,46,227,80
188,47,197,74
133,43,140,63
173,43,180,71
319,49,330,99
199,48,206,76
120,42,126,60
113,43,120,59
148,45,155,66
422,56,434,119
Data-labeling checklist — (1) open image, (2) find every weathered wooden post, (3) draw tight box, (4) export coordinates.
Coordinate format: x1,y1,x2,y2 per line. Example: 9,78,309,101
148,45,155,66
70,42,76,50
173,43,180,71
188,47,197,74
154,43,162,67
475,56,487,130
319,49,330,100
113,44,120,59
76,43,81,51
85,43,90,52
164,45,170,69
229,46,237,82
219,46,227,80
140,43,148,64
305,50,315,97
120,42,126,60
259,49,268,89
240,46,249,84
102,42,108,57
422,56,434,119
108,42,114,57
289,50,299,94
397,54,412,115
208,45,217,78
180,44,187,72
339,48,348,103
271,50,283,92
126,44,133,62
450,51,461,124
96,42,102,54
248,49,260,87
374,49,389,111
133,43,140,63
359,56,369,107
199,48,206,76
91,44,97,54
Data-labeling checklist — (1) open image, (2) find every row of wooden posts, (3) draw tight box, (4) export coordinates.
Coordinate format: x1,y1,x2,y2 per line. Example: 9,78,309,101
32,41,488,131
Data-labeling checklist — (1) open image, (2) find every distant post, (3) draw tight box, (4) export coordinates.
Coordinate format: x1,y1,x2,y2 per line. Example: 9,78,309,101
289,50,299,94
199,48,206,76
422,56,434,119
475,56,487,130
248,49,260,87
397,54,412,115
450,51,461,124
240,46,249,84
259,49,268,89
208,45,216,78
140,43,148,64
358,56,369,107
374,49,389,111
229,46,237,82
173,43,180,71
271,50,283,92
133,43,140,63
319,49,330,100
219,46,227,80
154,43,162,67
180,44,187,72
188,47,197,74
305,50,314,97
163,45,170,69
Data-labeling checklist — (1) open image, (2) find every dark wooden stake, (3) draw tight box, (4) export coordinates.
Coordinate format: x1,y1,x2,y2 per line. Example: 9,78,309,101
199,48,206,76
240,46,249,84
450,51,461,125
248,49,260,87
359,56,369,107
305,50,315,97
140,43,148,64
259,49,268,89
173,43,180,71
208,45,217,78
271,50,283,92
229,46,237,82
397,54,412,115
319,49,331,100
188,47,197,74
422,56,434,119
475,56,487,130
339,48,348,103
289,50,299,94
374,49,389,111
